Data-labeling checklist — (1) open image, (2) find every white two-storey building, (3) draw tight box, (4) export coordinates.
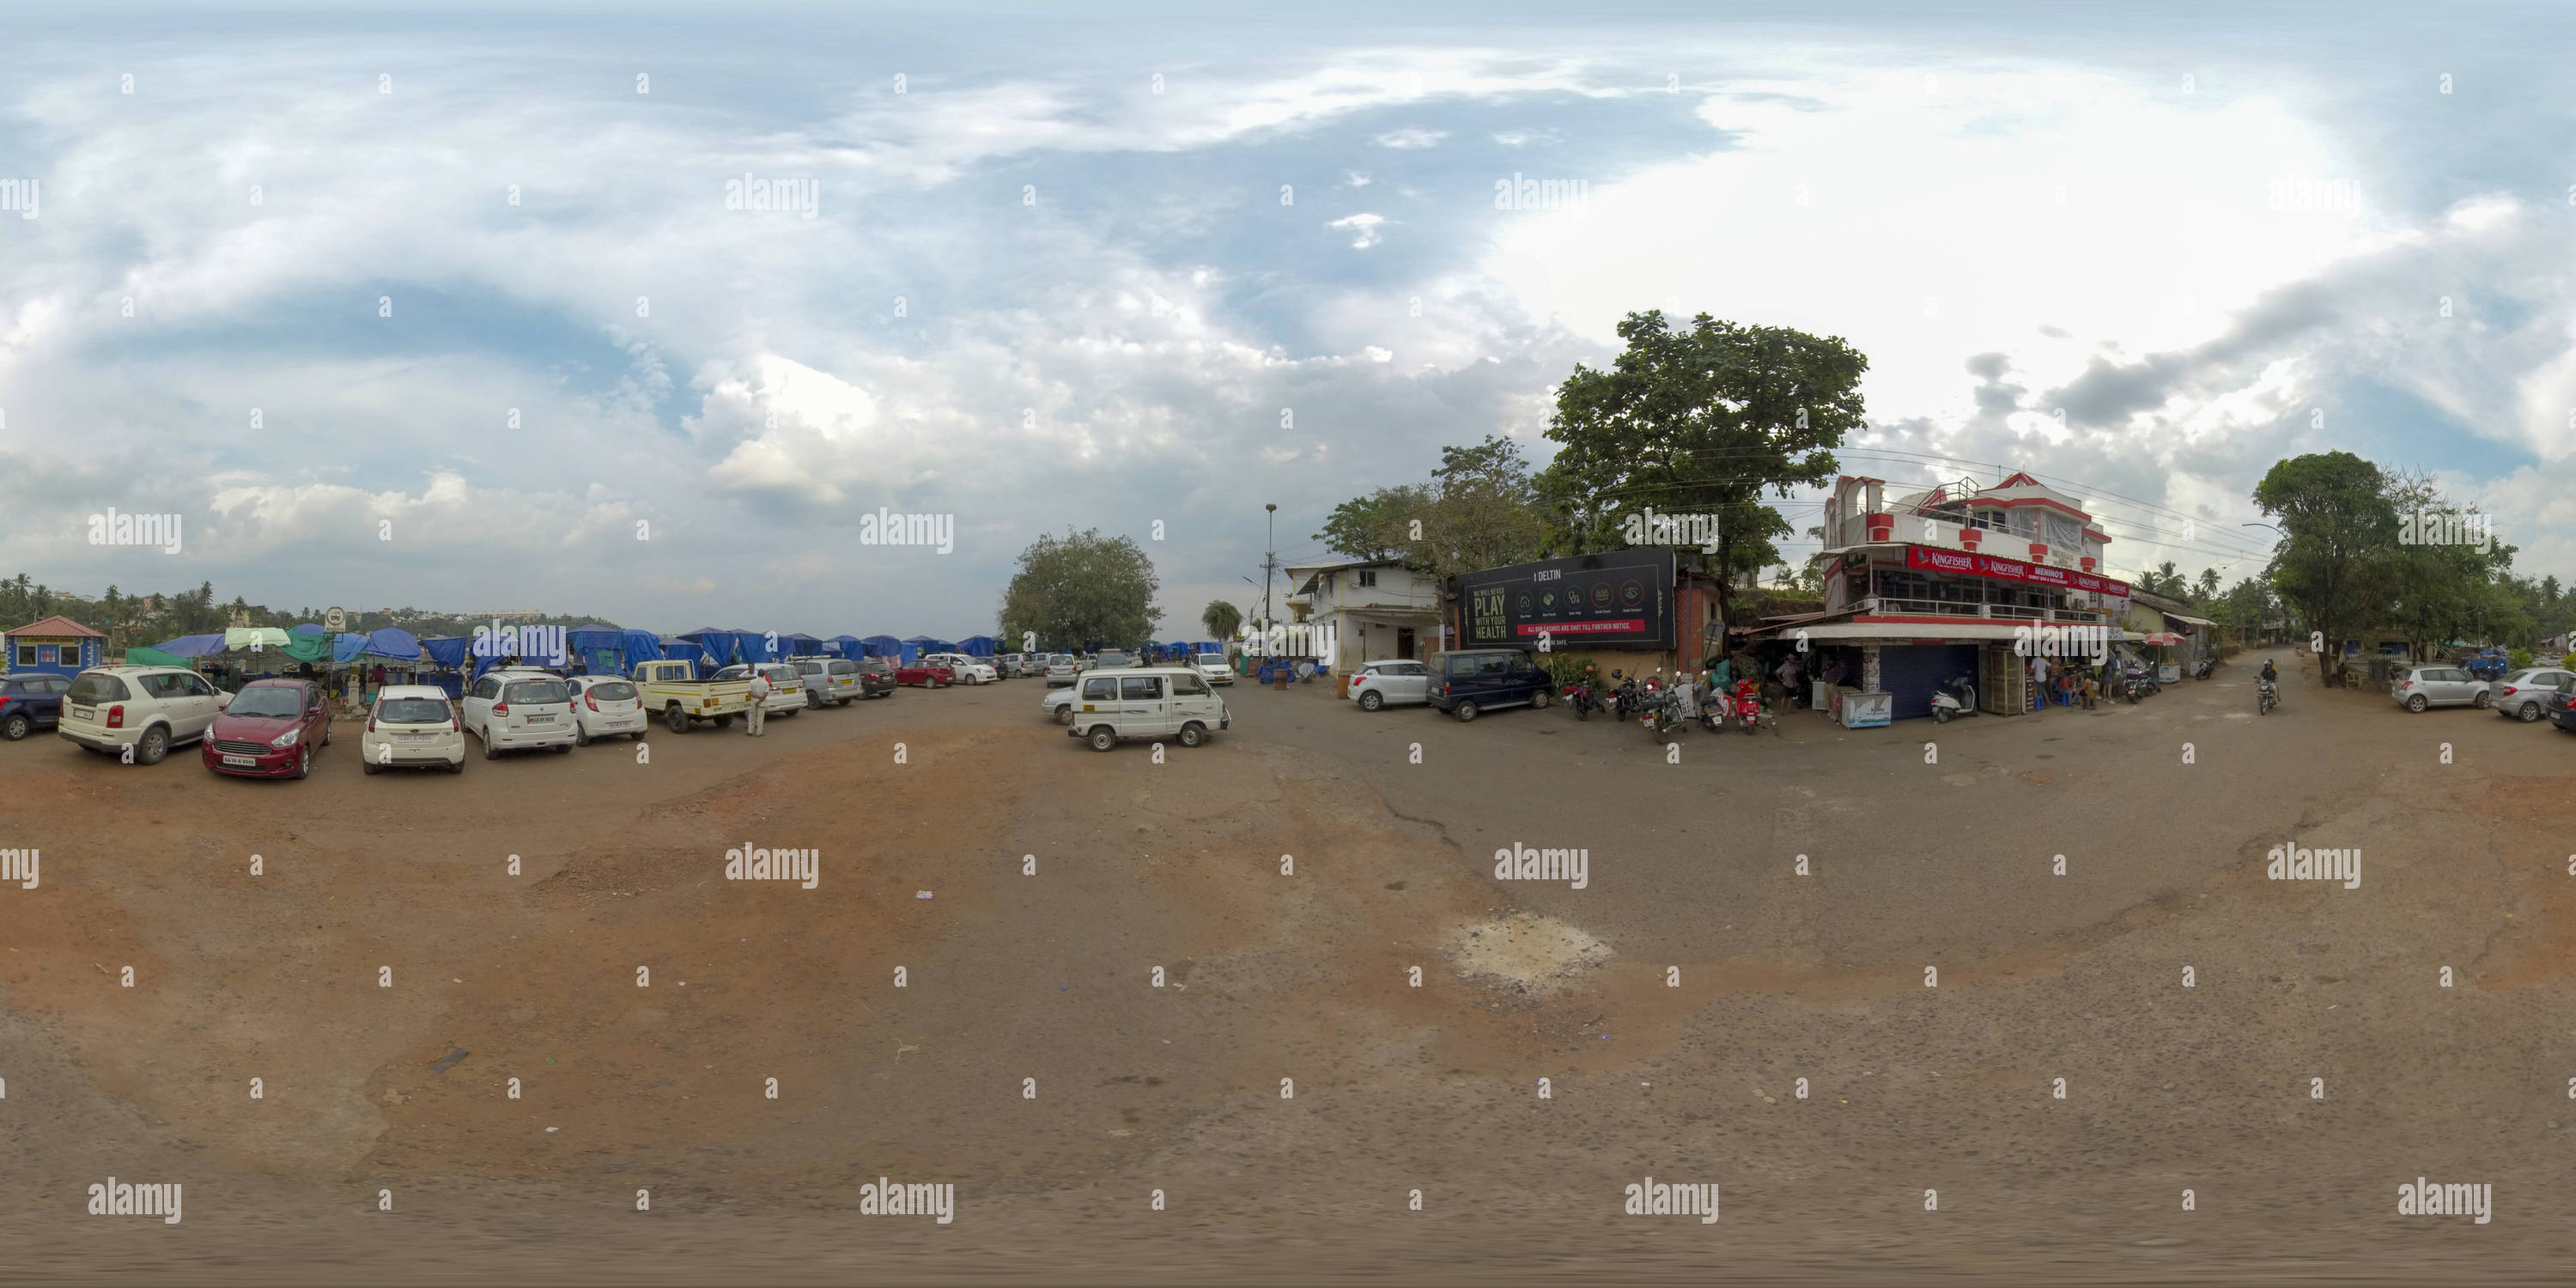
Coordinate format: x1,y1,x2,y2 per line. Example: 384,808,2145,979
1282,557,1443,673
1761,472,2136,720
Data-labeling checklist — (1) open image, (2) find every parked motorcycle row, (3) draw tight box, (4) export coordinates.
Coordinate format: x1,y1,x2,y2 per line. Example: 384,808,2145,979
1564,667,1777,740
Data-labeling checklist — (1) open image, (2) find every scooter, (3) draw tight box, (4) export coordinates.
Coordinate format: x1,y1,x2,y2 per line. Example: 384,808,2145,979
1732,678,1765,735
1697,674,1730,732
2120,667,2149,703
1931,674,1978,724
2257,677,2278,715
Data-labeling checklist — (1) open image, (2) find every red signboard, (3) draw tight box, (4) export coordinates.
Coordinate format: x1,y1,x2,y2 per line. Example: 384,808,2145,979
1905,544,2129,596
1517,618,1647,636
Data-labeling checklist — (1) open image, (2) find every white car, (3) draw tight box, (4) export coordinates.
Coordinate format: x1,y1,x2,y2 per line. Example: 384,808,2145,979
1346,659,1431,710
2492,668,2576,722
1194,651,1235,686
1065,666,1230,750
927,653,997,684
1045,655,1082,686
788,657,862,708
461,667,579,757
567,674,651,743
1042,685,1078,725
361,684,465,774
58,665,233,764
718,663,808,716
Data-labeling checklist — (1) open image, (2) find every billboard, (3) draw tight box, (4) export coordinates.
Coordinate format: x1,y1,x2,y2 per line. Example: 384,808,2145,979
1458,549,1676,648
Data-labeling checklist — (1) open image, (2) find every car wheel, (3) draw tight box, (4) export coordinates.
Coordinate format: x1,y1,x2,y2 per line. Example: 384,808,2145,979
362,759,381,775
2474,691,2492,708
633,731,648,741
665,705,690,734
2520,702,2543,722
294,747,310,780
1455,701,1479,722
1177,721,1206,748
1056,705,1075,726
2,713,27,741
714,714,734,728
137,726,168,765
1530,690,1549,710
1359,690,1383,712
483,735,501,759
553,743,570,754
1088,726,1118,752
448,758,465,774
807,690,823,710
2406,695,2427,712
574,726,591,746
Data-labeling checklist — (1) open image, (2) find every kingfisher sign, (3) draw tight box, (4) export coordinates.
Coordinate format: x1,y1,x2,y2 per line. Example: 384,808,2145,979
1906,545,2129,596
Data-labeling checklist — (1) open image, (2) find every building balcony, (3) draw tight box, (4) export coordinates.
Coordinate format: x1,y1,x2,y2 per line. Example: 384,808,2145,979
1862,597,2110,625
1832,515,2101,574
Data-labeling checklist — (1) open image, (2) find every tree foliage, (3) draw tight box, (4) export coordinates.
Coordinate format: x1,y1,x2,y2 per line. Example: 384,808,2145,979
997,529,1163,653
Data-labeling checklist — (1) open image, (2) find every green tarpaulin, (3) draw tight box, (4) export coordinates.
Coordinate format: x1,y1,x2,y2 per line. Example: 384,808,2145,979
225,626,333,664
125,647,192,668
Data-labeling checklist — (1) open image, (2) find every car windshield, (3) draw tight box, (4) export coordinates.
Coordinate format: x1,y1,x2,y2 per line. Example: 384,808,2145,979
228,687,306,718
2504,670,2534,683
588,681,637,702
379,697,452,724
66,674,130,704
505,680,570,704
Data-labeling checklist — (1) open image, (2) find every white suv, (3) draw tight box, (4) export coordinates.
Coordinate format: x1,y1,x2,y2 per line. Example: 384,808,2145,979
927,653,996,684
462,667,578,757
58,665,233,764
717,663,808,716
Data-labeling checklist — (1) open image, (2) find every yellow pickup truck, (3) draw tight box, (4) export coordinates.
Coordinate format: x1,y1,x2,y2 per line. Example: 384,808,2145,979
631,659,752,733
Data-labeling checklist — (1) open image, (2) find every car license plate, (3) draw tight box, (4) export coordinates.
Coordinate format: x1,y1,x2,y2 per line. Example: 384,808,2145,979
71,707,93,720
398,733,434,743
222,754,257,767
526,714,553,724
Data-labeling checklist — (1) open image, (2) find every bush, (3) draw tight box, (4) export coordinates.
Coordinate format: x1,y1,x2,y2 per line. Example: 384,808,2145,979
1540,653,1591,690
2511,647,2533,671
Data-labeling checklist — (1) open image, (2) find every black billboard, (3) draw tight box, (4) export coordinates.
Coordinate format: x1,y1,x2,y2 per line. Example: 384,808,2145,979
1458,549,1676,649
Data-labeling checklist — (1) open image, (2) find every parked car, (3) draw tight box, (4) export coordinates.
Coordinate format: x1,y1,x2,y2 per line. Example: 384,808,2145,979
787,657,860,708
58,665,232,764
923,653,996,684
1347,659,1431,710
566,674,650,742
1428,649,1552,721
2549,677,2576,732
1092,649,1136,671
855,655,897,698
1042,684,1079,725
716,663,808,717
1065,667,1230,750
2390,665,2490,713
1002,653,1048,678
631,658,751,732
1194,650,1235,687
361,684,466,774
896,656,957,688
462,666,580,757
0,672,70,740
1046,655,1082,686
2491,668,2576,722
203,677,332,780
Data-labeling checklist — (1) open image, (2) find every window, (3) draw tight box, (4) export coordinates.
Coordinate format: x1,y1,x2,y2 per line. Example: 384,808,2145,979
1171,673,1210,696
12,642,33,666
1447,655,1479,677
378,697,452,724
1507,653,1535,674
1121,676,1163,701
1477,654,1509,677
505,680,570,705
180,673,217,698
1357,569,1378,587
67,674,128,704
472,677,501,699
589,681,638,702
1081,677,1118,701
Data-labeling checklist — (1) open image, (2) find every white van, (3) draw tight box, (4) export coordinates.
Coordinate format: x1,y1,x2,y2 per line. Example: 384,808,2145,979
716,663,808,717
1066,666,1230,750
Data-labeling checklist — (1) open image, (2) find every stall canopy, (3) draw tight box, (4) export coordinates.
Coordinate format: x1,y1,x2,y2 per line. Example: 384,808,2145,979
364,628,422,660
777,633,823,656
957,635,999,657
679,628,770,667
330,633,374,665
149,633,229,658
125,647,193,668
226,626,333,664
292,623,327,635
823,635,866,658
860,635,902,659
418,636,472,671
902,635,953,653
568,624,625,672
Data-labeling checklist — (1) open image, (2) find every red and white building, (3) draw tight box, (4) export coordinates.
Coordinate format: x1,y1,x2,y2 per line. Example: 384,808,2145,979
1765,472,2134,720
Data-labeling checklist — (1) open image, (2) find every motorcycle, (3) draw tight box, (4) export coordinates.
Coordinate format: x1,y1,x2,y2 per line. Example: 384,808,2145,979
2190,655,2217,680
1697,674,1730,732
1564,673,1601,721
1639,668,1686,738
1608,670,1643,721
2120,667,2149,704
1930,674,1977,724
2257,677,2278,715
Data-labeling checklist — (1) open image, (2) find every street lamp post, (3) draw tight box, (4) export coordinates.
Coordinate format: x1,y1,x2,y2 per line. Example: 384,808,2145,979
1263,503,1278,648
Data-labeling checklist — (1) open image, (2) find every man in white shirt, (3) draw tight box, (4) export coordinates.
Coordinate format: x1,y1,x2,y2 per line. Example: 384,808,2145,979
744,666,770,736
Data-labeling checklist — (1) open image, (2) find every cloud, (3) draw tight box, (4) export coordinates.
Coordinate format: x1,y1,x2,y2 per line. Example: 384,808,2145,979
1327,213,1388,248
1374,127,1451,149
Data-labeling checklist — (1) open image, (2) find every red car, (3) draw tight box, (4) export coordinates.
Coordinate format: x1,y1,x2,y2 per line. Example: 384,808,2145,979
895,659,957,689
203,678,332,779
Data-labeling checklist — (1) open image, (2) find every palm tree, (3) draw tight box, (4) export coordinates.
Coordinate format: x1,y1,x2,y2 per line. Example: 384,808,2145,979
1202,599,1243,642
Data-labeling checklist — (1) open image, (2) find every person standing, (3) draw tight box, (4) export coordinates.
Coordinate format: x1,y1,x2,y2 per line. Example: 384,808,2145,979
2028,652,2050,714
744,666,770,737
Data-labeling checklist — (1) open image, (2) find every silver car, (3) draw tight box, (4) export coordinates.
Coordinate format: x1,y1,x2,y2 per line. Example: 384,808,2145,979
1046,654,1081,686
2391,665,2490,712
2492,669,2575,721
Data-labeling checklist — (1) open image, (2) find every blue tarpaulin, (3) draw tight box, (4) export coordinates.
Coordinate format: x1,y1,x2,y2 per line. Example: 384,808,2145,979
419,636,471,671
777,633,823,656
331,633,372,665
568,623,624,673
680,629,771,667
860,635,901,658
292,623,326,635
823,635,866,657
957,635,999,657
149,633,230,658
361,628,422,660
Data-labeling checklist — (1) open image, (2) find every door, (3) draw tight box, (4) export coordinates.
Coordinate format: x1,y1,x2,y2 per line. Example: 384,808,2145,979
34,675,68,724
464,675,500,733
1504,651,1542,705
1396,628,1415,660
302,683,328,744
1169,671,1218,727
1120,674,1171,735
1076,675,1119,720
177,671,223,737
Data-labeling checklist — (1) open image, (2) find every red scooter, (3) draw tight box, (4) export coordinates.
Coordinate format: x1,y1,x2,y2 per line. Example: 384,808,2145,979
1731,678,1765,735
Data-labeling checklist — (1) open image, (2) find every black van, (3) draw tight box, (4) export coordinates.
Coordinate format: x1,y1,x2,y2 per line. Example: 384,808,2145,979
1429,649,1552,721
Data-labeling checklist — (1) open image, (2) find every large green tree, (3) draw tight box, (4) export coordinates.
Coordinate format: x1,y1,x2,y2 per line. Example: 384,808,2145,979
1539,311,1865,620
2253,452,2397,685
1315,435,1554,582
1200,599,1243,642
997,528,1162,653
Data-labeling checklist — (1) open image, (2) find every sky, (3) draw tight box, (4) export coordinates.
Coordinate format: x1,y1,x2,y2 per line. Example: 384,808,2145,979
3,1,2574,638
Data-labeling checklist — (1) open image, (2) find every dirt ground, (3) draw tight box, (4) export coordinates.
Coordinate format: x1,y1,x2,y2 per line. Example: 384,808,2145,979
5,662,2576,1283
